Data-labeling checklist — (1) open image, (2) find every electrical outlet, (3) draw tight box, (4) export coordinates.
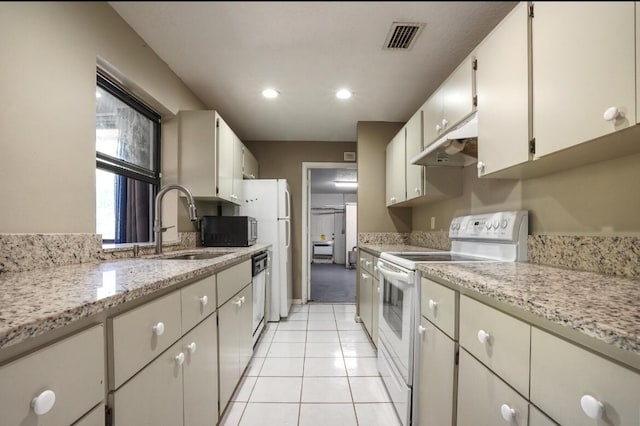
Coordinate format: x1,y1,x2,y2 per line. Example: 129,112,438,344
430,217,436,230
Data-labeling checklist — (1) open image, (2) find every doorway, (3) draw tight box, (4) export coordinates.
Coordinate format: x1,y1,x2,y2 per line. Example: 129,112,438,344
302,163,357,303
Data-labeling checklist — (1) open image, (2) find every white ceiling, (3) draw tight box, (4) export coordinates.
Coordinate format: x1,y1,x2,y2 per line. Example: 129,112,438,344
109,1,516,142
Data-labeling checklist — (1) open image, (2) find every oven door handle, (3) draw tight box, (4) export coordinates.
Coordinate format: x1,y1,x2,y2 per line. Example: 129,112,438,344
377,261,414,284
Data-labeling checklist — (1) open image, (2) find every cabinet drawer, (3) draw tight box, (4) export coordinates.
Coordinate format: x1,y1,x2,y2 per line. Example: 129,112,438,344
530,327,640,426
73,403,105,426
112,339,184,426
421,277,456,339
359,250,374,275
181,274,216,334
459,295,530,397
111,290,182,389
457,349,529,426
217,260,251,306
0,325,104,426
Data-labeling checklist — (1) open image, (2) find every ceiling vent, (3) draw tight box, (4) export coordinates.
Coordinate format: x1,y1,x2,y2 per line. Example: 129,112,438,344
383,22,425,50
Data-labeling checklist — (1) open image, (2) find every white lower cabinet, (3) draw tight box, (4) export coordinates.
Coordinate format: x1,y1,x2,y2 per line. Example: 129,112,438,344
530,327,640,426
218,283,253,412
112,339,184,426
416,317,455,426
529,405,558,426
0,325,105,426
357,251,379,346
457,349,529,426
183,313,219,426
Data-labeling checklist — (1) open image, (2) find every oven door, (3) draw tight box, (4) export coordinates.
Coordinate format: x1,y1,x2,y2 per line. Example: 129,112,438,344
377,259,416,385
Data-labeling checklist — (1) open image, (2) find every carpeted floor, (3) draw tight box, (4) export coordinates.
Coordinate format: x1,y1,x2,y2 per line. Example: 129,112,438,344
309,263,356,303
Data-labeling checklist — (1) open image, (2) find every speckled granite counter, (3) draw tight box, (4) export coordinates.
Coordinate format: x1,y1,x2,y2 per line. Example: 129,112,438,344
0,245,269,351
360,243,640,369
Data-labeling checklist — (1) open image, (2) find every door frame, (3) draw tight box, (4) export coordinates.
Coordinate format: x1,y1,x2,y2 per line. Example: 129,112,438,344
301,161,357,304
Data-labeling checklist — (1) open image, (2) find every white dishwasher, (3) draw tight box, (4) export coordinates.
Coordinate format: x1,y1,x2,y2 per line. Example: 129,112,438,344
251,251,268,345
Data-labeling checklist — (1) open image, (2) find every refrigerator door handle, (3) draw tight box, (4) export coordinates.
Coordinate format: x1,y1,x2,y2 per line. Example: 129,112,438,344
284,188,291,218
285,220,291,248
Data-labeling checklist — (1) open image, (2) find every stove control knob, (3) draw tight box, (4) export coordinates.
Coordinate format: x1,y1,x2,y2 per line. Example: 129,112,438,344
501,219,508,229
492,219,500,229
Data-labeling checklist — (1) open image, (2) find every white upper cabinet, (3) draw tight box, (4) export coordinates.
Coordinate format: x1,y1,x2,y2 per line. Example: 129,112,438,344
405,110,424,202
386,129,406,206
532,2,635,158
178,110,243,205
242,144,259,179
423,56,476,148
476,1,530,176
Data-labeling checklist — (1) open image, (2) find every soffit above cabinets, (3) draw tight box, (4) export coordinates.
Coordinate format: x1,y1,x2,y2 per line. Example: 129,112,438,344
108,1,516,142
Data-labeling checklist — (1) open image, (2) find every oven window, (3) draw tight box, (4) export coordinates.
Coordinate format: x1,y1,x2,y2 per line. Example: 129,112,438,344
382,278,404,339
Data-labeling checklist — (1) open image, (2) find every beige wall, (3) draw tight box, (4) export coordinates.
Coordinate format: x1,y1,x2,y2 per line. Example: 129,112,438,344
412,151,640,235
244,141,357,300
0,2,205,235
356,122,412,233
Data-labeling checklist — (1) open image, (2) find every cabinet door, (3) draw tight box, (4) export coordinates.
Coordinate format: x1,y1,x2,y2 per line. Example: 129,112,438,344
457,349,529,426
183,313,219,426
533,2,635,158
359,270,373,337
216,113,235,202
178,110,217,197
112,339,184,426
476,1,530,176
423,87,444,147
371,271,380,347
416,318,455,426
231,133,244,204
218,297,240,411
442,55,475,130
405,110,424,201
242,145,259,179
238,284,254,373
385,130,406,206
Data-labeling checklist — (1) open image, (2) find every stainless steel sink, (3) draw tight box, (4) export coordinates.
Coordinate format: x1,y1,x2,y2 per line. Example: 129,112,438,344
161,252,231,260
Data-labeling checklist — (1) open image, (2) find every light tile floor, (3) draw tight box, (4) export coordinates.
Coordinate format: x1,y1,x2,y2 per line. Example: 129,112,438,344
219,303,402,426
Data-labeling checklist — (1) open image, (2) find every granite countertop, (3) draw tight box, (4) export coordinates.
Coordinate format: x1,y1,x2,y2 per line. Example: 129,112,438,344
0,245,269,351
360,243,640,365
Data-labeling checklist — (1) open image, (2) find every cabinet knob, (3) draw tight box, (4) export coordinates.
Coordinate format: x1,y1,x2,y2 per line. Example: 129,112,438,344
366,261,372,266
240,296,246,305
152,322,165,336
376,286,380,293
361,273,368,279
428,299,438,311
442,118,449,128
390,197,397,203
234,298,243,307
580,395,605,419
414,187,421,195
418,325,426,335
500,404,516,422
175,352,185,366
603,106,624,122
187,342,197,354
31,390,56,416
477,329,491,344
477,161,485,173
436,124,442,133
199,295,209,306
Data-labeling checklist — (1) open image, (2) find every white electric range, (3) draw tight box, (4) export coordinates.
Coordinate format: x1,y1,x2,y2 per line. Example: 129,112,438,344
376,210,529,426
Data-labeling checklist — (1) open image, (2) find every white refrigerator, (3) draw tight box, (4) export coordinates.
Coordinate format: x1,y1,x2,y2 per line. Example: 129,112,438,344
240,179,292,320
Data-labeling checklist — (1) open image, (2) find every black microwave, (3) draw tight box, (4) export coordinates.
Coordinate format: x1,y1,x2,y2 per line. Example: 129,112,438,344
200,216,257,247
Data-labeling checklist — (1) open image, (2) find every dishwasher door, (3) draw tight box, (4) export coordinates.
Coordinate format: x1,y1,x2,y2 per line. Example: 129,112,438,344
252,252,268,345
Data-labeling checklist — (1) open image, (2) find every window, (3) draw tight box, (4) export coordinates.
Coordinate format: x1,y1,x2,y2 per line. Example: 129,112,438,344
95,72,161,243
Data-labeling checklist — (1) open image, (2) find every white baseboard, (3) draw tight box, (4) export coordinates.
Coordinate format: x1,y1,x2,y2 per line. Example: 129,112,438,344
291,299,303,305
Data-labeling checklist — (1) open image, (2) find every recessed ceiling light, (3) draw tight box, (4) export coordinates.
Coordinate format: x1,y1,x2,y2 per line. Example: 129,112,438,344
262,88,279,99
336,89,352,100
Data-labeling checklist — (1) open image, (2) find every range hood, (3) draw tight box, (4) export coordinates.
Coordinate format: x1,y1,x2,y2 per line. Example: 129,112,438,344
411,113,478,167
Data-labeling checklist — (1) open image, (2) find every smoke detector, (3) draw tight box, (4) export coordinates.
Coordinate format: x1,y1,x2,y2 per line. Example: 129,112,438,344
383,22,425,50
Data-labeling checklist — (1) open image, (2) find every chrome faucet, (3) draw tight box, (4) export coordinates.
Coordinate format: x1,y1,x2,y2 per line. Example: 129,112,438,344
154,184,198,254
